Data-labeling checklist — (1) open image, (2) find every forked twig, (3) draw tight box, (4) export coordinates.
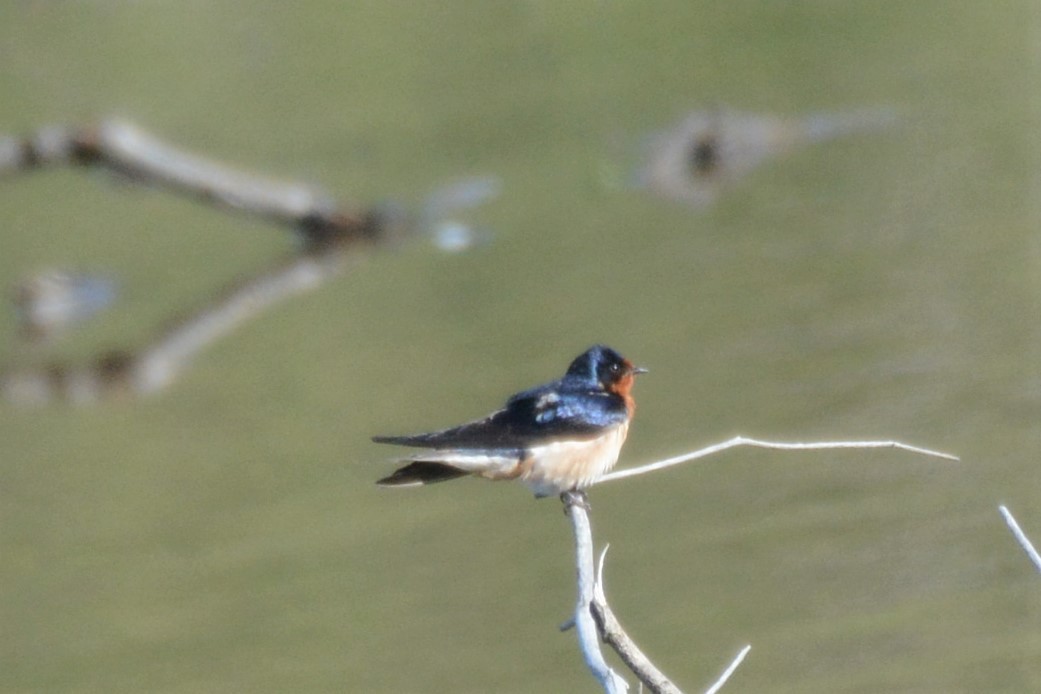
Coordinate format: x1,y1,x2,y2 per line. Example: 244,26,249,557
563,435,955,692
599,436,958,484
4,121,501,406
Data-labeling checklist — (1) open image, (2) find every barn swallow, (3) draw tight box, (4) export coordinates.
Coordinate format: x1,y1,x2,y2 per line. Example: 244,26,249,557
374,345,646,499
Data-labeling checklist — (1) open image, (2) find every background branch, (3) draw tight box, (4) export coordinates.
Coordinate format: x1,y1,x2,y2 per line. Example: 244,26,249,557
1,120,356,232
1,120,412,406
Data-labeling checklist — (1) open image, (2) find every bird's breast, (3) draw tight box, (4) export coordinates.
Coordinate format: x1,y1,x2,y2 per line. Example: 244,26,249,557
517,422,630,497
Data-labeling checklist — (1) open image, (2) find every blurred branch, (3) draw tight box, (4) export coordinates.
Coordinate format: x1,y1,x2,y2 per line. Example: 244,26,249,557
1,120,353,231
629,107,896,209
1,120,410,406
131,250,358,396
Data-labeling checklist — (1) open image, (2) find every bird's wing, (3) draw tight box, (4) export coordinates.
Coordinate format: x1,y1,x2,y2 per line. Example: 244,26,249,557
371,407,534,449
372,385,627,450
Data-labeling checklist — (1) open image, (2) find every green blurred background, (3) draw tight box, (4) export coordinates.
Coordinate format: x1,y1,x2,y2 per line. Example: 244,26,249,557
2,2,1039,692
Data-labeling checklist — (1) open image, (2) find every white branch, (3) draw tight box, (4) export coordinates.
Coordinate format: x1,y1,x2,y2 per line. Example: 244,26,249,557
998,505,1041,575
94,119,340,224
703,645,751,694
568,501,629,693
599,436,959,484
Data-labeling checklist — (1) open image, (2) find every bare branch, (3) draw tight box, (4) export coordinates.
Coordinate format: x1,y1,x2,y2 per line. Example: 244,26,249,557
1,120,354,230
566,500,630,693
998,505,1041,576
3,121,501,407
599,436,959,484
91,119,341,226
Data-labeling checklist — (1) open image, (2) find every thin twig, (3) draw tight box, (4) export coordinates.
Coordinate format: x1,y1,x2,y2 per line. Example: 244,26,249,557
567,501,629,693
599,436,959,484
703,645,751,694
998,505,1041,575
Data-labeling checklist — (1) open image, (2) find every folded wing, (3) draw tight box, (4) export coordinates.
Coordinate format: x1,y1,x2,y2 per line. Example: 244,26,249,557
375,450,521,487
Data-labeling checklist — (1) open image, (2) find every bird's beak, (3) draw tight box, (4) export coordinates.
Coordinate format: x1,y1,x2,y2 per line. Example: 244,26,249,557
632,366,649,375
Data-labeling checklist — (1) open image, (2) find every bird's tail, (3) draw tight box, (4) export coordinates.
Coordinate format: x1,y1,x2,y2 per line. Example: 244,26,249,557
376,461,470,487
375,451,520,488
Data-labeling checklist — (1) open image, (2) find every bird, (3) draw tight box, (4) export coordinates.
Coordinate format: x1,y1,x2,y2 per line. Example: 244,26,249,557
373,344,646,501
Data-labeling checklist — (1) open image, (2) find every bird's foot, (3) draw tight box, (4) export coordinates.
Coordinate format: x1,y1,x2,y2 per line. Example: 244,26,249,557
560,489,591,514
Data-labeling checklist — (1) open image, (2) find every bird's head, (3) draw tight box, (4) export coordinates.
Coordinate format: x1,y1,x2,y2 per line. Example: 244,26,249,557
565,344,647,396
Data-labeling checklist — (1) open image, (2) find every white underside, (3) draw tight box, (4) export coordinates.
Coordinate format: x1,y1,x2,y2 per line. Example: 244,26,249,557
407,422,630,497
518,422,628,497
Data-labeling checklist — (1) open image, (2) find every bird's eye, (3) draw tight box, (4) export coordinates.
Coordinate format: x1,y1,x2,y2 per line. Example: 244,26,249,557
609,363,621,374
